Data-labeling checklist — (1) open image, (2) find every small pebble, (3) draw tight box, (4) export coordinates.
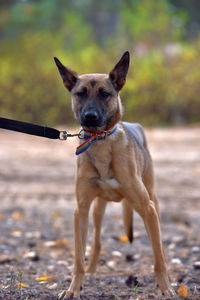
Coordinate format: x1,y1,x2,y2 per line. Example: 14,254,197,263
168,243,176,250
193,261,200,270
27,241,36,248
177,274,185,283
171,258,182,265
47,265,56,271
171,282,178,287
192,246,200,253
172,236,184,243
24,251,40,262
134,254,141,260
48,283,58,289
99,258,106,266
125,275,139,287
112,250,122,257
107,260,116,269
57,260,68,266
126,254,135,262
44,241,56,247
25,231,41,239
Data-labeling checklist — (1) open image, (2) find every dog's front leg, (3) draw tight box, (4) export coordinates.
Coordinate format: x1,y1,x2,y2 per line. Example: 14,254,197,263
86,197,107,273
58,205,90,300
58,182,96,299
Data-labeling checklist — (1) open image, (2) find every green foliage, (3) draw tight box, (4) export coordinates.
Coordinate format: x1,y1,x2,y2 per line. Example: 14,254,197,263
0,0,199,126
123,41,200,125
120,0,187,46
0,33,73,126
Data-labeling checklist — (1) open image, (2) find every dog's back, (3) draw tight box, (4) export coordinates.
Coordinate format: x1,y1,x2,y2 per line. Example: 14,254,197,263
122,122,147,149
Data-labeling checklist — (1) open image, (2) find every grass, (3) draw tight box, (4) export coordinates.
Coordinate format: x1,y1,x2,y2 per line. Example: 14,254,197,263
2,269,28,300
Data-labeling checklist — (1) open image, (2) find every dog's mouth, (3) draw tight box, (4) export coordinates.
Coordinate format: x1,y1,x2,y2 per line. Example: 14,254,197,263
81,124,106,133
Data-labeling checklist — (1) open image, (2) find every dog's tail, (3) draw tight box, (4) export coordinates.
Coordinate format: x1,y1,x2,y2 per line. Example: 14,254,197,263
122,200,133,243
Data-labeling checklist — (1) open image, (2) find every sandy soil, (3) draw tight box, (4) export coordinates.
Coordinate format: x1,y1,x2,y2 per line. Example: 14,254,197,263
0,126,200,299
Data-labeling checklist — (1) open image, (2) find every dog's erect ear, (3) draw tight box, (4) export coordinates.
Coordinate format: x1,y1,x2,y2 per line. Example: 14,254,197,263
54,57,78,91
109,51,130,91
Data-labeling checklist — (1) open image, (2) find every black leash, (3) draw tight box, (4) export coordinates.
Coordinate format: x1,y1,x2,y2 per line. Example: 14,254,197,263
0,117,82,140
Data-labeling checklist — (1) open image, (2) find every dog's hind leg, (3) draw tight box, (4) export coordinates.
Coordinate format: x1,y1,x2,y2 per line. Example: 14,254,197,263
86,197,107,273
143,181,161,220
142,161,161,220
124,178,175,296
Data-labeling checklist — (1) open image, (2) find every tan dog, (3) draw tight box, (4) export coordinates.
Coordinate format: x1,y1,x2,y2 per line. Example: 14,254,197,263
54,52,175,299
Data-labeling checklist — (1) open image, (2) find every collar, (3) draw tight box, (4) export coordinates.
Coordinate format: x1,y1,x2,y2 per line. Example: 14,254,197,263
76,124,118,155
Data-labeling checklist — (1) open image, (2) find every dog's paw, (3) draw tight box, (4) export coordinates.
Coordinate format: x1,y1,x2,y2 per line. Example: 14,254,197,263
156,272,176,298
162,287,176,298
58,290,74,300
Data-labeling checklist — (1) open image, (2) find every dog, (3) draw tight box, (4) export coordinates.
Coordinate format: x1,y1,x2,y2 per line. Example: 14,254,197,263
54,51,175,299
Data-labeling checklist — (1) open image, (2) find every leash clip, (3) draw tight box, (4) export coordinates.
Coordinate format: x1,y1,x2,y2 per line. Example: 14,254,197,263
59,130,68,140
78,129,85,139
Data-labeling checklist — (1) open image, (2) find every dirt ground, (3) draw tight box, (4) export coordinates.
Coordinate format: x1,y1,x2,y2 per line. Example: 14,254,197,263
0,126,200,300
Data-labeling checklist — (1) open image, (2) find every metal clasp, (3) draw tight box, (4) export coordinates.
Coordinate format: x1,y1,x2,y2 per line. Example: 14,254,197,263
78,129,85,139
59,130,68,140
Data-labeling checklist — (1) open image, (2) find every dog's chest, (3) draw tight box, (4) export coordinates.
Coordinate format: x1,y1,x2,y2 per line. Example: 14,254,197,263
87,142,122,201
87,140,113,177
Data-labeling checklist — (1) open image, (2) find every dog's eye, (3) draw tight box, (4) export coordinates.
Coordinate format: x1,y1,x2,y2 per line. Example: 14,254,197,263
75,88,87,98
99,88,112,99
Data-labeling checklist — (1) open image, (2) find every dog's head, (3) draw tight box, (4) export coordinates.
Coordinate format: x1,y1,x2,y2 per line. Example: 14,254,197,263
54,51,130,132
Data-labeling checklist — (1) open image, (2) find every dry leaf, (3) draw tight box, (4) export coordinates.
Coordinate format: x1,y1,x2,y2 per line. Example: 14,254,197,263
11,211,23,220
180,252,187,258
44,238,73,249
178,284,188,297
50,249,65,259
17,282,27,288
37,276,56,282
51,211,61,219
119,235,129,242
53,222,61,229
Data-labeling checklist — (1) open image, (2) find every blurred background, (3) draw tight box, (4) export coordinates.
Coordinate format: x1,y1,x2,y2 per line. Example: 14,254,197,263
0,0,199,127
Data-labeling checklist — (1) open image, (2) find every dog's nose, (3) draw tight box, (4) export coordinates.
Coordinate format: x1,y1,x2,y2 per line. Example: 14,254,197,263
84,111,98,122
